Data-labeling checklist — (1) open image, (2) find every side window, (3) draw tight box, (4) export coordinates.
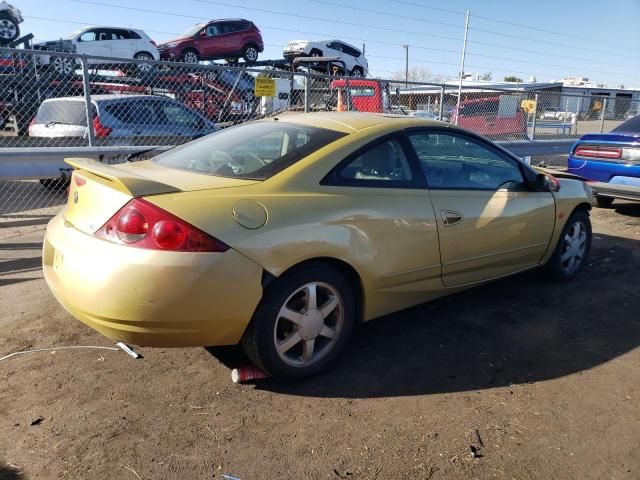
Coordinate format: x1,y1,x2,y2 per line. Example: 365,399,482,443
407,131,524,190
95,30,113,42
337,138,413,183
326,42,340,51
341,44,360,58
128,30,141,39
79,31,97,42
206,24,221,36
112,29,129,40
129,100,160,124
104,103,136,124
158,102,203,127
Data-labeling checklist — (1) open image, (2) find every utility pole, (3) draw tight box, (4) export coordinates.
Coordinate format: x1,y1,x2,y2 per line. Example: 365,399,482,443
455,10,470,126
403,44,409,87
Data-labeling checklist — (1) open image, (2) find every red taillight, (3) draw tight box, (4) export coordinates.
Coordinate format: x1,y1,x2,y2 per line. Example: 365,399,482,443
93,116,112,138
116,208,148,243
574,145,622,159
95,199,229,252
150,40,157,46
74,175,86,187
28,117,36,136
152,221,187,250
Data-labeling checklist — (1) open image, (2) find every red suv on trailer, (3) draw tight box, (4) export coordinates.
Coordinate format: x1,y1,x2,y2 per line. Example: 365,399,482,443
158,19,263,64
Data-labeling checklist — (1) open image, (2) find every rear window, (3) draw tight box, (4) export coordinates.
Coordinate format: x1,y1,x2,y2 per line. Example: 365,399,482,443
612,115,640,133
154,121,346,180
35,100,92,126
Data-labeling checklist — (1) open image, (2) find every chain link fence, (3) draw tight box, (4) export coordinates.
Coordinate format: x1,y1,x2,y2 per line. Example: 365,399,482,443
1,47,638,236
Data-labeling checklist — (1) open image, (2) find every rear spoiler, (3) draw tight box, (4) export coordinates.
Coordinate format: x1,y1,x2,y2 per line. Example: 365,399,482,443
65,158,180,197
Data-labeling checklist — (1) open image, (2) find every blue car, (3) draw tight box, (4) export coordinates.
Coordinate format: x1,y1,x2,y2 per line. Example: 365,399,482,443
567,115,640,207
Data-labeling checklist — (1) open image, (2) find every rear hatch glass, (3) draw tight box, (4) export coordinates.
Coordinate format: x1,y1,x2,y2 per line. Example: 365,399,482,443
35,100,93,126
153,120,347,180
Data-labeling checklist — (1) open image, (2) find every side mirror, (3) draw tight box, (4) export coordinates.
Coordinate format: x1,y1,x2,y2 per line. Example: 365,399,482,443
199,31,207,37
532,173,561,192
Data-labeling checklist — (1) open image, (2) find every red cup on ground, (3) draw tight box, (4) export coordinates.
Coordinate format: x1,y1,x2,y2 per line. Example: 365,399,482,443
231,365,269,383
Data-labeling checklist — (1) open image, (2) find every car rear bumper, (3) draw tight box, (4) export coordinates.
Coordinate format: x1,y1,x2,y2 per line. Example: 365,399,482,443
589,181,640,202
567,155,640,182
43,213,264,347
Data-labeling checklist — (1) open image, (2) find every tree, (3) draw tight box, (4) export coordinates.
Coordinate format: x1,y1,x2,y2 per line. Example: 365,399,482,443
391,66,433,83
504,75,523,83
481,71,493,81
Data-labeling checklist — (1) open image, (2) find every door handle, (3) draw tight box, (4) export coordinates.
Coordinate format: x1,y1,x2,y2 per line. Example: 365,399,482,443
441,210,463,226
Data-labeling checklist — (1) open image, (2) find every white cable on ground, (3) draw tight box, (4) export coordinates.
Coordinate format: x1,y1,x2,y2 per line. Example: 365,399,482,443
0,345,120,362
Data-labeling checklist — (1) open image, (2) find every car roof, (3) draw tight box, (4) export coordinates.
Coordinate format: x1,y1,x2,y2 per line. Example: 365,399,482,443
76,26,146,32
268,111,444,134
208,18,251,23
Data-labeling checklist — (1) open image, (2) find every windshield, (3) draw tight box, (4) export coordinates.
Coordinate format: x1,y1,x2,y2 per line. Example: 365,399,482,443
612,115,640,133
154,121,347,180
182,23,205,37
66,29,83,40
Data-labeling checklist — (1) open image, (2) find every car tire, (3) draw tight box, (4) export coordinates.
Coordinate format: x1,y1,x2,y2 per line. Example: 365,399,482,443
0,14,19,44
595,196,614,208
242,44,259,63
134,52,155,73
50,56,75,76
350,67,364,77
546,209,592,282
309,48,323,57
241,263,355,380
181,49,199,64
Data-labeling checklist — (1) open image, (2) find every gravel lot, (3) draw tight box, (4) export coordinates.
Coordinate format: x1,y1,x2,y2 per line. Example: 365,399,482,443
1,196,639,480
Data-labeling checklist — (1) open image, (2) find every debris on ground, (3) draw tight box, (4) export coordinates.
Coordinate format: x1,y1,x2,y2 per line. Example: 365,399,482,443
30,416,44,426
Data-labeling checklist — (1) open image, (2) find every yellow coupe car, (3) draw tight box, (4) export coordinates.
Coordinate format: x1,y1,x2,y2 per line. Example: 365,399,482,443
43,112,593,379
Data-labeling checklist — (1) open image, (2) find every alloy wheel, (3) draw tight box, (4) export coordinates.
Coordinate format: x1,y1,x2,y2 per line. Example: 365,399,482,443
135,53,153,72
244,47,258,62
560,220,587,274
273,282,344,367
52,57,74,75
0,19,16,40
183,51,198,64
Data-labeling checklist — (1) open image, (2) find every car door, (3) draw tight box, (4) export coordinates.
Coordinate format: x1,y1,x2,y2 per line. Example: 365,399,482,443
109,29,136,60
81,28,114,64
222,21,244,53
76,29,114,64
201,22,231,58
321,134,443,317
405,129,556,287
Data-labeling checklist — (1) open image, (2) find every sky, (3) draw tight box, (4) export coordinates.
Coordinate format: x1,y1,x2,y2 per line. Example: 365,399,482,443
16,0,640,87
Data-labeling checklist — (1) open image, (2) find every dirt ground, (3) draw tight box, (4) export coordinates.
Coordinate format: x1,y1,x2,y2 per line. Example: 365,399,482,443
1,198,639,480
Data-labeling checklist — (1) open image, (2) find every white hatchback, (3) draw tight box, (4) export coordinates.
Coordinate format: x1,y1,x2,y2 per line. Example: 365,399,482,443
283,39,368,77
34,26,160,75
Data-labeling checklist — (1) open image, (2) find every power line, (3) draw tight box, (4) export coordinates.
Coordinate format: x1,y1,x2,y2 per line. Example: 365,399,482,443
306,0,465,30
21,14,620,83
302,1,638,72
195,0,640,62
63,0,638,66
389,0,640,53
191,0,464,42
47,0,639,80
